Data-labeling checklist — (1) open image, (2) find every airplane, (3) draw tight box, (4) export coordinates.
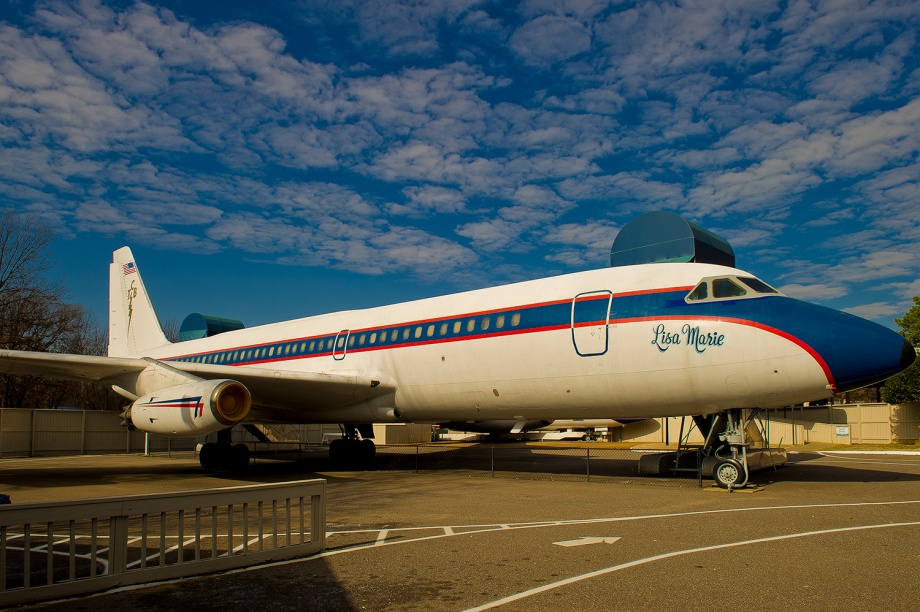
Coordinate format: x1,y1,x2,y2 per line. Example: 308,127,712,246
0,243,914,487
435,418,644,439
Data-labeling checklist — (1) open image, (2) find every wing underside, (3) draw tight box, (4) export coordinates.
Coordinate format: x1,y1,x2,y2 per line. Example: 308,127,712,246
0,349,393,422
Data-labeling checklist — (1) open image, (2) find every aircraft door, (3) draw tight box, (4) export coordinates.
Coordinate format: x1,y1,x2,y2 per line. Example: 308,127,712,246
571,291,612,356
333,329,349,360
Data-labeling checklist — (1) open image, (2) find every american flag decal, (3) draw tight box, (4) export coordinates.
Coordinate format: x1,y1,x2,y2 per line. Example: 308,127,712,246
122,262,137,276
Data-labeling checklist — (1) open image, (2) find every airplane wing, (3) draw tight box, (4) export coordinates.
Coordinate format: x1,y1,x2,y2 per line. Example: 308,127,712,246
0,349,394,421
166,360,393,419
0,349,148,382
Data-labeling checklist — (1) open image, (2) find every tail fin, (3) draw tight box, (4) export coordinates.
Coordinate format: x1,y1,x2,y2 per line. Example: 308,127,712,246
108,247,170,357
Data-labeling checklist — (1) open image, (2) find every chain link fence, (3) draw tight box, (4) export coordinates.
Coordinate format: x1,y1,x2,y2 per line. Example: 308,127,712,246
370,444,703,487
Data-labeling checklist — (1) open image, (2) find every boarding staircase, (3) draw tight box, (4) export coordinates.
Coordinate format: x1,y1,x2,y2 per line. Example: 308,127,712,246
243,423,304,443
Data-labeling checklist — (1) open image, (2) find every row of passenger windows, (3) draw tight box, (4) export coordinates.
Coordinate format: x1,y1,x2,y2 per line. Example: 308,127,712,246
344,312,521,348
175,312,523,365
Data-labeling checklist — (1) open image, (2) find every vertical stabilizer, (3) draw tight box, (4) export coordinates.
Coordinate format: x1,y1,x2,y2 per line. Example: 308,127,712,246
108,247,170,357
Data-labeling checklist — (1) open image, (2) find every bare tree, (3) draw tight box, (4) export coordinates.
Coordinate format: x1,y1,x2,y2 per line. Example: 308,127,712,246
0,210,56,308
161,316,181,343
0,210,118,409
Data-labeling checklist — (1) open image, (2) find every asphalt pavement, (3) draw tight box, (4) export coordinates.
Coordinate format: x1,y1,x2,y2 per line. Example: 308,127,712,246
2,445,919,611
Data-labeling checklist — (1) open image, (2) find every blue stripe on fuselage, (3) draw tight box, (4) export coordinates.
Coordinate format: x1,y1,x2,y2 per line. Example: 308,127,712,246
614,291,907,392
166,287,907,393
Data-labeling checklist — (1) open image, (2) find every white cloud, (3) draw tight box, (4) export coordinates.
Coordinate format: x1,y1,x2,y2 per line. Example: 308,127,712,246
541,220,620,267
776,282,848,300
0,0,916,308
393,185,470,216
843,301,904,319
509,16,591,66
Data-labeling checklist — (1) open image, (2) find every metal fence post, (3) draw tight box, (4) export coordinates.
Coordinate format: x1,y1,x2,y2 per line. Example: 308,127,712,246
81,411,86,456
109,515,128,575
697,448,703,488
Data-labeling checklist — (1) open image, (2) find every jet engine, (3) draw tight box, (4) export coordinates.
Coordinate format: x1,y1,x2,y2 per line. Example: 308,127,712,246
127,379,251,436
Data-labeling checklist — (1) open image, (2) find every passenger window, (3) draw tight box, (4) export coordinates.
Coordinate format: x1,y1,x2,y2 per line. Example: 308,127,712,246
427,325,435,337
467,319,476,333
511,313,521,327
326,339,333,350
687,282,708,301
439,323,448,335
713,278,747,298
414,327,422,339
453,321,461,334
496,315,505,329
358,335,365,346
284,345,291,355
402,329,410,341
309,341,315,351
481,317,490,331
369,333,377,344
348,336,355,347
268,347,275,357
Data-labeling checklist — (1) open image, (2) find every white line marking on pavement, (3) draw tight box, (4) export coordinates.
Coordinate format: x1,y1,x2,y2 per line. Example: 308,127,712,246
464,521,920,611
553,536,621,547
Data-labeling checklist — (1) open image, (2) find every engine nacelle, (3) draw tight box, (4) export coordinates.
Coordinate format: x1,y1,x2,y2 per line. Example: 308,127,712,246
129,379,251,436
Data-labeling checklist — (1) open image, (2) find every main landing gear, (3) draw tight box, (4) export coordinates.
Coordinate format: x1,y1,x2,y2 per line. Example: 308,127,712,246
199,429,251,473
328,424,376,466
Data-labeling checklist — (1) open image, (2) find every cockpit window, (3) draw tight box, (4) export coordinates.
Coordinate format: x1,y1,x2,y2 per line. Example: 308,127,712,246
687,282,708,301
712,278,747,298
738,276,779,294
686,274,782,304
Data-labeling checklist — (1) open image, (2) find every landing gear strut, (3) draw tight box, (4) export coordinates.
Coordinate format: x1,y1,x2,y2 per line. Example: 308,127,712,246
704,408,751,489
199,429,250,473
329,424,376,466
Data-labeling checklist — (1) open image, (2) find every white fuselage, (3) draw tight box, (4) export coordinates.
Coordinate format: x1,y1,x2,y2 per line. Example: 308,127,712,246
141,262,833,423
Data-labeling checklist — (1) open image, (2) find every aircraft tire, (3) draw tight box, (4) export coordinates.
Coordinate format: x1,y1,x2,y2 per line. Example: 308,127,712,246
329,439,345,462
713,458,743,489
199,442,219,471
230,443,250,472
360,439,376,462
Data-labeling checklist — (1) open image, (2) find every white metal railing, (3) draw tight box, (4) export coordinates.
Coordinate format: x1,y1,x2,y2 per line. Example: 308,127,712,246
0,479,325,606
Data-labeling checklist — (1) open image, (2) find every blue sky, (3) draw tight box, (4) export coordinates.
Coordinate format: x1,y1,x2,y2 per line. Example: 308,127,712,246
1,0,918,332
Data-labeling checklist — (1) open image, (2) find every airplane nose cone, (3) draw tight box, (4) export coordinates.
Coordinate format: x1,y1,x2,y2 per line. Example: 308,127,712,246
823,313,915,393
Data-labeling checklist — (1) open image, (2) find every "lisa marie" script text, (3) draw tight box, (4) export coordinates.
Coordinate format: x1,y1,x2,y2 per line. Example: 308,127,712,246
651,323,725,354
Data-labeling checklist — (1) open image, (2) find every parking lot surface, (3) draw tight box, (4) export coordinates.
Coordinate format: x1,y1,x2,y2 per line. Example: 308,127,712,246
2,446,919,611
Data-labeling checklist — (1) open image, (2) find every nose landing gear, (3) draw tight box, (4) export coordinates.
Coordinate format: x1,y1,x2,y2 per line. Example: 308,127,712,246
709,409,750,490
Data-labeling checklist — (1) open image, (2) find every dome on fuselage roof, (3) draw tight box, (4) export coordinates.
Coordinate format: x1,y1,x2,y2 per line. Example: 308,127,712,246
178,313,245,342
610,211,735,268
